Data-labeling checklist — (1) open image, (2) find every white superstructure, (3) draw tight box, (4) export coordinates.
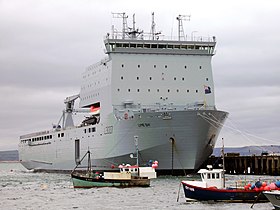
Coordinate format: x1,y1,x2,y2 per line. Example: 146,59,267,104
19,13,228,174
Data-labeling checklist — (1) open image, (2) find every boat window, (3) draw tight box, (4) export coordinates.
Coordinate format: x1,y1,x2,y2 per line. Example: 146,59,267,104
216,173,220,179
125,169,129,172
61,133,64,137
207,173,211,179
58,133,60,138
212,173,215,179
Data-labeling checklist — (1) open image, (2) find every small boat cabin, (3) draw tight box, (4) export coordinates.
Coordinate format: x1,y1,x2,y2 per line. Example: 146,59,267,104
197,165,225,188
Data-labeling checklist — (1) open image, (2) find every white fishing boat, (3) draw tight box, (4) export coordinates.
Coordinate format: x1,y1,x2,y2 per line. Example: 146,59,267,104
263,191,280,209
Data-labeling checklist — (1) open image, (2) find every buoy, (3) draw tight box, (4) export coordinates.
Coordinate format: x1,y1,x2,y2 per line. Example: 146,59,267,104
111,164,115,169
275,180,280,188
251,184,255,189
264,186,270,191
152,163,158,168
244,185,250,190
255,181,262,188
269,183,276,190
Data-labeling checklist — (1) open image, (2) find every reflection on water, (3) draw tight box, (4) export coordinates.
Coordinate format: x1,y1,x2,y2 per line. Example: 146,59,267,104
0,162,275,210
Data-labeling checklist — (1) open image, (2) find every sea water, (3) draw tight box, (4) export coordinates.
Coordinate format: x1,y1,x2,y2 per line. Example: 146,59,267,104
0,162,276,210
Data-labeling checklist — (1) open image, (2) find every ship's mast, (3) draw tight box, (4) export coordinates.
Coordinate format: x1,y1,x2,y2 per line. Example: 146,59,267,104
150,12,161,40
112,12,128,39
176,14,190,41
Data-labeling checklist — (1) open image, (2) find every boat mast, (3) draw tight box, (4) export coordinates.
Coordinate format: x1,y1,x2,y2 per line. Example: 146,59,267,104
134,135,139,166
221,137,225,188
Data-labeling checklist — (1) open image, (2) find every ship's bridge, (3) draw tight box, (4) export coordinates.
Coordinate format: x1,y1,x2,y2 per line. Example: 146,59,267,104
104,38,216,56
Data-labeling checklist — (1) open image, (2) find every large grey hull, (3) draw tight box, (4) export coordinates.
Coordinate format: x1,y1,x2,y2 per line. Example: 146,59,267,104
19,109,228,174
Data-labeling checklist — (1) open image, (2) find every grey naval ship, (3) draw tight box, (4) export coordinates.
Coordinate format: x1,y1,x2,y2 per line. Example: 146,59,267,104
19,13,228,175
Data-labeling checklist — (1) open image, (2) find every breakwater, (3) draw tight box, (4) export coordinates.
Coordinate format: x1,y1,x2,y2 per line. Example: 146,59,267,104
205,153,280,175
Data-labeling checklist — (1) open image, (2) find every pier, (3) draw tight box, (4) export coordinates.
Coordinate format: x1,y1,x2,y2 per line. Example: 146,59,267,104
204,153,280,176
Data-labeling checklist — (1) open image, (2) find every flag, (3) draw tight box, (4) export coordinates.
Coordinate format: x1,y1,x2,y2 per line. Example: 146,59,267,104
90,106,100,113
204,85,211,94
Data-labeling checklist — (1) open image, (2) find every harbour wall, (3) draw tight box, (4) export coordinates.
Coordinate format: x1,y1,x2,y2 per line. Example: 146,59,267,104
204,153,280,176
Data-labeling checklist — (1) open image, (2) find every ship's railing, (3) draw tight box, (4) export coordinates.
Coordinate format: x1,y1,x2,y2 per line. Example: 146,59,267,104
107,32,216,43
20,130,50,140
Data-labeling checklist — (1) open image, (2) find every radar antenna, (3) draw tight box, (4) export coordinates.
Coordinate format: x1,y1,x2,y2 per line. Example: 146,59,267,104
112,12,128,39
150,12,161,40
176,14,191,41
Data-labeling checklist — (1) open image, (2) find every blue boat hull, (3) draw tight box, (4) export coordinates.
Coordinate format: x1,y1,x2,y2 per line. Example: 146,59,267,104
182,181,268,202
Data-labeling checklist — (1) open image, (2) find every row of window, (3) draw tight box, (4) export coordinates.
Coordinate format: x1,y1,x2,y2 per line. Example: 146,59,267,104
21,135,53,143
120,76,209,81
121,64,203,69
117,88,202,93
20,133,65,144
84,127,96,133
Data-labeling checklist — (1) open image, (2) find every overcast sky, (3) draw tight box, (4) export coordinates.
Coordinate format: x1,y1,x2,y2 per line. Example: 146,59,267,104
0,0,279,150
